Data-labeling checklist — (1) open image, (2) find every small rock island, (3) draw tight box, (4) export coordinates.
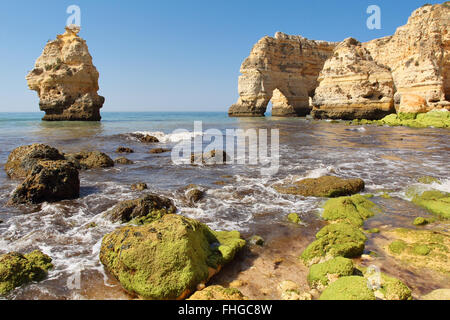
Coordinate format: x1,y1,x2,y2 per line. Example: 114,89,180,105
26,25,104,121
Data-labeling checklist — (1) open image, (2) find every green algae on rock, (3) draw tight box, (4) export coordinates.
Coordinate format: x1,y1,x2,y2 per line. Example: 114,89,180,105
385,228,450,274
0,250,53,295
359,267,412,300
351,110,450,128
413,216,435,226
99,214,245,300
287,213,302,224
274,176,365,198
107,194,176,224
301,223,367,265
249,235,265,246
187,285,247,300
319,276,376,300
307,257,354,288
322,194,379,227
417,176,441,185
411,190,450,219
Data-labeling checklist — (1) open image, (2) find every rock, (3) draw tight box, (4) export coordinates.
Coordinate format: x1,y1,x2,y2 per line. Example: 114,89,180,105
0,250,53,295
274,176,365,198
131,183,148,191
25,26,104,121
363,3,450,114
9,160,80,204
5,144,65,179
319,276,376,300
287,213,302,224
413,217,435,226
322,194,379,227
228,33,335,117
114,157,134,165
312,38,395,120
187,285,247,300
307,257,355,289
370,110,450,128
360,268,412,300
65,151,114,169
116,147,134,153
107,194,176,224
301,223,367,265
149,148,170,154
422,289,450,300
132,133,159,143
185,186,205,204
385,228,450,274
191,150,228,165
411,190,450,219
99,214,246,300
417,176,441,184
249,235,265,246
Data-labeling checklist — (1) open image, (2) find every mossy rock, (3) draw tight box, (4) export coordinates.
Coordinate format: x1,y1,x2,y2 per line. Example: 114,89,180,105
412,190,450,219
249,235,265,246
4,144,65,179
307,257,354,288
301,223,367,265
114,157,134,165
319,276,376,300
417,176,441,185
65,151,114,169
274,176,365,198
0,250,53,295
377,110,450,128
385,228,450,274
287,213,302,224
99,214,245,300
322,194,379,227
187,285,247,300
360,267,412,300
107,194,176,224
413,216,435,226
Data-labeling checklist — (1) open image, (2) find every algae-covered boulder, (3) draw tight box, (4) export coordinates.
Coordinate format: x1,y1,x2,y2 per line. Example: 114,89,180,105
274,176,364,198
376,110,450,128
385,228,450,274
287,213,302,224
360,267,412,300
417,176,441,185
9,160,80,204
132,133,160,143
307,257,354,288
65,151,114,169
322,194,379,227
114,157,134,165
131,182,148,191
99,214,246,300
107,194,176,224
187,285,247,300
5,144,65,179
186,188,205,204
319,276,376,300
0,250,53,295
411,190,450,219
301,223,367,265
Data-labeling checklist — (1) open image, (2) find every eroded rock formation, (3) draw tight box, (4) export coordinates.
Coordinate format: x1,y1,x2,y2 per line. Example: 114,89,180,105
364,3,450,113
228,32,335,117
311,38,395,120
26,25,104,121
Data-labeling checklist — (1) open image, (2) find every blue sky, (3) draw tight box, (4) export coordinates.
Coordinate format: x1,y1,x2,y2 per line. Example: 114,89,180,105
0,0,444,112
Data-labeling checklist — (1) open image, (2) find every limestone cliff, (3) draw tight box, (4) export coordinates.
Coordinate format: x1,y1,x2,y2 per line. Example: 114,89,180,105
228,32,336,117
312,38,395,120
363,3,450,113
26,25,104,121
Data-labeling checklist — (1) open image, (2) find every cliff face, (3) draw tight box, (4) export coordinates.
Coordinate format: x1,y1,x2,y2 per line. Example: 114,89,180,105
228,32,336,117
363,3,450,113
26,26,104,121
312,38,395,120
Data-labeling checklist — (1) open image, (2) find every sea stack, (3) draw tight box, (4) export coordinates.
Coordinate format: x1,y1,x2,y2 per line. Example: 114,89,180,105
26,25,104,121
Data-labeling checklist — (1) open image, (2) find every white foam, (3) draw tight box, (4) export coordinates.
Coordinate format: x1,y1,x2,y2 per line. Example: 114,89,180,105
132,130,203,143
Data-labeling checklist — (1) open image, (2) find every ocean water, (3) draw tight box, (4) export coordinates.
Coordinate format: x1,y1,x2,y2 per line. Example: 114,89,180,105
0,111,449,299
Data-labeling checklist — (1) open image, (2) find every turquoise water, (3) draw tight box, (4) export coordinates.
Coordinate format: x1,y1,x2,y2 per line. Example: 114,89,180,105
0,112,449,299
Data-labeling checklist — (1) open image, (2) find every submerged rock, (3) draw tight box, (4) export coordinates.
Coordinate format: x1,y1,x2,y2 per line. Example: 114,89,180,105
132,133,160,143
385,228,450,274
274,176,364,198
0,250,53,295
26,26,104,121
307,257,355,289
114,157,134,165
116,147,134,154
319,276,376,300
301,223,367,265
5,144,65,179
287,213,302,224
322,194,379,227
185,187,205,204
9,160,80,204
131,182,148,191
65,151,114,169
191,150,229,165
107,194,176,224
149,148,170,154
99,214,246,300
187,285,247,300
